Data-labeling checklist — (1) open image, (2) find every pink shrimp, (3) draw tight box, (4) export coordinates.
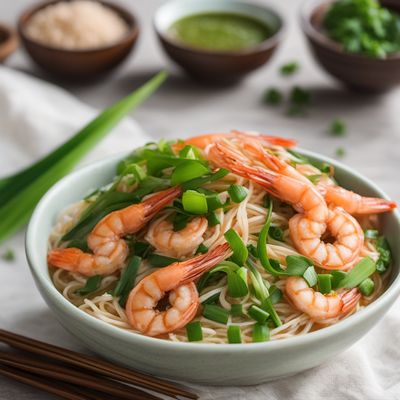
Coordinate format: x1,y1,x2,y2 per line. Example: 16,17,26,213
208,141,364,269
285,276,361,321
174,131,296,152
48,187,182,276
126,243,230,336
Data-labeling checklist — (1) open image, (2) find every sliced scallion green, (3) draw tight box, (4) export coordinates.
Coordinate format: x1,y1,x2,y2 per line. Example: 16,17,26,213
76,275,102,296
203,304,229,324
248,305,270,324
205,193,225,211
230,304,244,317
201,292,220,305
247,244,258,258
147,253,177,267
224,228,248,266
303,266,318,287
173,213,190,231
186,321,203,342
195,243,208,254
286,255,313,276
171,160,209,185
228,184,248,203
337,257,376,289
252,323,270,342
227,325,242,344
209,262,249,298
318,274,332,294
269,226,284,241
359,278,375,296
113,256,141,306
206,212,220,227
181,168,229,191
268,285,282,304
331,270,347,289
182,190,208,214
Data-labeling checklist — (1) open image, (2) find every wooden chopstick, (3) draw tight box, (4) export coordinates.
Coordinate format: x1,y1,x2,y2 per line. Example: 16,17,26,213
0,329,197,399
0,364,99,400
0,352,159,400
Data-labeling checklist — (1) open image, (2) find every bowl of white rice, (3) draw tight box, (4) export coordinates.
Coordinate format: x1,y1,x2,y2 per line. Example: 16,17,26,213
18,0,139,78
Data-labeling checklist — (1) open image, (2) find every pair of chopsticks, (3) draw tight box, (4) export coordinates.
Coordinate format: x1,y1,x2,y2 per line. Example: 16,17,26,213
0,329,197,400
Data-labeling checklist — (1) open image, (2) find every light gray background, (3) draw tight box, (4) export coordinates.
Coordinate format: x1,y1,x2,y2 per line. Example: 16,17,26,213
0,0,399,399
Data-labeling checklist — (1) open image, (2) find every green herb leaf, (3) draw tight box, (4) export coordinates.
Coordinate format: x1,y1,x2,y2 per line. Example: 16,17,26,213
359,277,375,296
147,254,178,267
337,257,376,289
224,228,248,266
76,275,102,296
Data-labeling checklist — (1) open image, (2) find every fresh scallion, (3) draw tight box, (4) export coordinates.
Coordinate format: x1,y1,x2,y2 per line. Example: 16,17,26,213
337,257,376,289
285,255,313,276
331,270,347,289
1,249,15,262
173,213,190,231
201,292,220,305
228,184,248,203
203,304,229,324
359,278,375,296
206,212,220,227
186,321,203,342
182,190,208,215
303,266,318,287
205,193,225,211
227,325,242,344
132,241,152,258
252,323,270,342
247,244,258,258
224,228,248,266
112,256,141,306
269,226,284,242
181,168,229,191
171,160,209,185
268,285,283,304
209,262,249,298
318,274,332,294
75,275,102,296
195,243,208,254
230,304,244,317
248,305,270,324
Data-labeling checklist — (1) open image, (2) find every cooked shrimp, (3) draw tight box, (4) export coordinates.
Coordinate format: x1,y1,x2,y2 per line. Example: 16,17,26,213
145,216,208,258
176,130,296,151
48,187,181,276
289,206,364,269
241,141,397,215
208,141,364,269
126,243,230,336
321,185,396,215
285,276,361,321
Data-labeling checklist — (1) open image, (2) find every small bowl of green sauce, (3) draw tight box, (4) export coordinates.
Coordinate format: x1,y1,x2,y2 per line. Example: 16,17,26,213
301,0,400,92
154,0,285,83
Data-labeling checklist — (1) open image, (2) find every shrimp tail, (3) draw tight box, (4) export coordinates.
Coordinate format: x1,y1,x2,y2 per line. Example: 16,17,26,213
231,130,297,147
142,186,182,219
47,248,84,271
180,243,230,283
341,288,361,313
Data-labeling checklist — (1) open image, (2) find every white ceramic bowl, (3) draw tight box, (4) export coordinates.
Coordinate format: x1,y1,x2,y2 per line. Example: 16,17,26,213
26,150,400,385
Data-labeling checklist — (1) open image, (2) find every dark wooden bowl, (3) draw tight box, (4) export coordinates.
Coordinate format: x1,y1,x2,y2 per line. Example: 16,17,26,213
154,0,285,84
0,23,19,62
301,0,400,93
18,0,139,79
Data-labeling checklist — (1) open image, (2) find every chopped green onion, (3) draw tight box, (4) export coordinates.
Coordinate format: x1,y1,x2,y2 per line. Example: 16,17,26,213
269,226,284,242
210,262,249,298
206,212,220,227
364,229,379,239
359,278,375,296
201,292,220,305
303,266,318,287
205,193,225,211
248,305,270,324
318,274,332,294
280,61,299,76
228,184,248,203
179,145,199,160
148,253,177,267
307,174,323,185
257,198,286,276
331,270,347,289
113,256,141,306
268,285,283,304
247,244,258,258
227,325,242,344
263,88,283,106
286,255,313,276
1,249,15,262
195,243,208,254
186,321,203,342
329,118,347,136
376,236,392,273
252,323,270,342
76,275,102,296
203,304,229,324
230,304,244,317
335,147,346,158
171,160,209,185
337,257,376,289
133,241,152,258
182,190,208,214
181,168,229,191
224,228,248,266
261,298,281,327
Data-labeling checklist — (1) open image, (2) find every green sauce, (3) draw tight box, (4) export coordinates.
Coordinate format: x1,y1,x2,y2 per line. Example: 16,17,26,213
167,13,272,52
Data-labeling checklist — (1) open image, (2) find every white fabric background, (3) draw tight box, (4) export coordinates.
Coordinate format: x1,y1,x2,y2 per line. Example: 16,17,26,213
0,67,399,400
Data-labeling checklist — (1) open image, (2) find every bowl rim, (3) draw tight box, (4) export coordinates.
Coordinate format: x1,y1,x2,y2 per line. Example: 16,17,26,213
26,149,400,353
153,0,286,57
17,0,139,55
300,0,400,62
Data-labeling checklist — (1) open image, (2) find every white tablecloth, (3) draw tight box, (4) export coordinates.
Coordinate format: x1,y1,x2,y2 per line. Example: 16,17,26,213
0,67,399,400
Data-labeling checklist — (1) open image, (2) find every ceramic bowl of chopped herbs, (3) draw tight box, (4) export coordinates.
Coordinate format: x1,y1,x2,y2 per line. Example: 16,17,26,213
301,0,400,92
